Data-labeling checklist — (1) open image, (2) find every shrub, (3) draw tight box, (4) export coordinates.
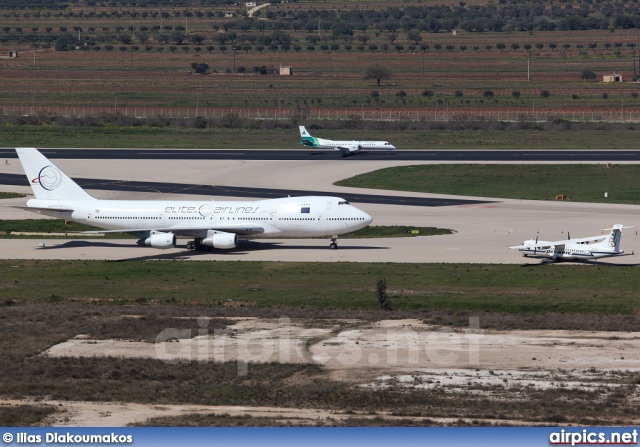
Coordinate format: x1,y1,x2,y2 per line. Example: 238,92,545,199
376,278,392,311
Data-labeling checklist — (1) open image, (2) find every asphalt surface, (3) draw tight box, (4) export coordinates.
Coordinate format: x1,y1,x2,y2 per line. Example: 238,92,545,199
0,172,491,207
2,148,640,161
2,156,639,263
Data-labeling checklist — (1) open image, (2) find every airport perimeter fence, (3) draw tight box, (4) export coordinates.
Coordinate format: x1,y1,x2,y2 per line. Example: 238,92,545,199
3,105,640,124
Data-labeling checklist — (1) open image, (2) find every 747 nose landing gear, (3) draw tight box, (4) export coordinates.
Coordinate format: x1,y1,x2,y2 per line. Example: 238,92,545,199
329,236,338,250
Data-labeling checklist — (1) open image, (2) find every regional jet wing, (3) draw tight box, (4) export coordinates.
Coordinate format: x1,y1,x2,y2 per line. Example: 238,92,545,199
509,243,553,250
562,235,607,245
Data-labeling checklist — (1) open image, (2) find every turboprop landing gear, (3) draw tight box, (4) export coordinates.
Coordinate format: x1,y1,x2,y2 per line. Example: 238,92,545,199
329,237,338,250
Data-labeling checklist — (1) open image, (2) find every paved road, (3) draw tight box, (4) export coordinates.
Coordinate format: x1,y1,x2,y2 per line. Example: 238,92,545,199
2,148,640,161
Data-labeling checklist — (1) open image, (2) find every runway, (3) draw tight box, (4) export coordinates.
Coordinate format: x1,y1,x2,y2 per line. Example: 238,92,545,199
1,155,639,264
2,148,640,162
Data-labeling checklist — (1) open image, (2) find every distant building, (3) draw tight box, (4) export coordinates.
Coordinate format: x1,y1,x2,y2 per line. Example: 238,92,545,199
280,66,292,76
225,11,235,17
603,73,622,82
246,2,256,6
0,51,18,59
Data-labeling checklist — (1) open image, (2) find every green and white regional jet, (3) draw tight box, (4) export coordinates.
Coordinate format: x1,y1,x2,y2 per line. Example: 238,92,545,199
299,126,395,156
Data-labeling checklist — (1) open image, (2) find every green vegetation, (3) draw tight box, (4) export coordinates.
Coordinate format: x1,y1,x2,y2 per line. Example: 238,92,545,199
0,405,55,426
0,219,98,234
344,226,452,238
0,192,24,199
0,219,131,238
2,260,640,315
5,124,640,149
336,164,640,204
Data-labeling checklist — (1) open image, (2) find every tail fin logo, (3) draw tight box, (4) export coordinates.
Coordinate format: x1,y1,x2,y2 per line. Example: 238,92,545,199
609,232,620,248
31,166,62,191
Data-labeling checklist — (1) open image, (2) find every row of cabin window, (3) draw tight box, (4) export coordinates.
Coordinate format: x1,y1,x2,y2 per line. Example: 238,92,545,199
277,217,366,221
94,216,364,221
95,216,272,221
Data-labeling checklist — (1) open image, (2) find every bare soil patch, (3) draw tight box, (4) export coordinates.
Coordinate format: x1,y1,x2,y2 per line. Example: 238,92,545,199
25,316,640,426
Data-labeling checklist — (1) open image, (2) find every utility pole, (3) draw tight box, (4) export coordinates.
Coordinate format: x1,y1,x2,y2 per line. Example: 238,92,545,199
233,47,237,72
532,100,535,121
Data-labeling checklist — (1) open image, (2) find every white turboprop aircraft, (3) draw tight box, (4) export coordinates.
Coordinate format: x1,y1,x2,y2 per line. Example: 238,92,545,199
299,126,395,156
509,224,633,262
11,148,373,251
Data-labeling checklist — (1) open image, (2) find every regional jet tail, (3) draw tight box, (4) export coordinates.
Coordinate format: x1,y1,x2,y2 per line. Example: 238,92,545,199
10,148,372,251
299,126,395,156
509,224,633,263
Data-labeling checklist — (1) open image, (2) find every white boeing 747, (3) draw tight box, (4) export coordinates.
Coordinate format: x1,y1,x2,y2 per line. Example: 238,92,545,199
509,224,633,262
299,126,395,156
11,148,373,251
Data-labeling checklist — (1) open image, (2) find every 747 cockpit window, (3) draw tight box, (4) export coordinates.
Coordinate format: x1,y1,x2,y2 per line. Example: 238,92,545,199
338,201,350,205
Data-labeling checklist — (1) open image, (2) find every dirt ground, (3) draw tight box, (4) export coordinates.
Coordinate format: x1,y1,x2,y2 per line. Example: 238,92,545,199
6,317,638,426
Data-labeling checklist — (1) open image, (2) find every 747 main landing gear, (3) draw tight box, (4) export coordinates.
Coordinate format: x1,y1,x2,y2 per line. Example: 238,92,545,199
329,236,338,250
186,239,212,251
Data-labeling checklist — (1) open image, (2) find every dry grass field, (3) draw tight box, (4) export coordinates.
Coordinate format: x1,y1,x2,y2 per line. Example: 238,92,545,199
1,303,640,426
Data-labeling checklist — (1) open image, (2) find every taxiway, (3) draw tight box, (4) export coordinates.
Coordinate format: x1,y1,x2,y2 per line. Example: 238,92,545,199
1,155,637,264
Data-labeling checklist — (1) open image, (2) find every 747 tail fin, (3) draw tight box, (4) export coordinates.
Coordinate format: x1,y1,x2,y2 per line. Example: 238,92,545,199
16,147,94,201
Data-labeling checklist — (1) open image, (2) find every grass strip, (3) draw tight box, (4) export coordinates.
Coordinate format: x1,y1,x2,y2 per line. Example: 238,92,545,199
0,220,449,240
336,164,640,204
0,192,25,199
2,260,639,315
5,124,640,149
